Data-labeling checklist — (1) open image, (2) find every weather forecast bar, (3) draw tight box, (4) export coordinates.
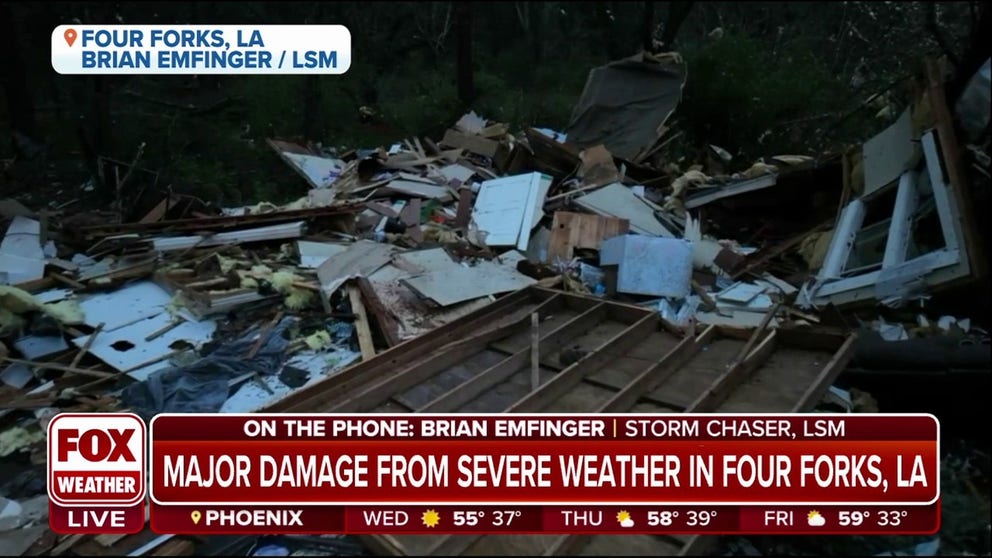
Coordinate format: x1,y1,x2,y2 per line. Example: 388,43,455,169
144,503,940,535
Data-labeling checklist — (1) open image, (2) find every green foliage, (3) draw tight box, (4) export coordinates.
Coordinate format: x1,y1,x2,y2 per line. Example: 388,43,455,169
378,66,461,138
5,2,973,207
680,33,846,162
171,156,237,205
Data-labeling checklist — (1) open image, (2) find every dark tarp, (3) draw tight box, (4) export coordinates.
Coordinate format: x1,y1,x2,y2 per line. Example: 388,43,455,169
121,317,292,419
565,52,687,161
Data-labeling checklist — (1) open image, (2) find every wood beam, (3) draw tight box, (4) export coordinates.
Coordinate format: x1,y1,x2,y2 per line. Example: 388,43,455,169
791,333,858,412
598,325,718,413
420,303,608,413
506,314,658,413
686,330,778,413
333,295,566,412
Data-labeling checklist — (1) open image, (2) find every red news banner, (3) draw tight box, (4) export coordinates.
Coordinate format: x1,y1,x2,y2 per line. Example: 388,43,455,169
48,413,941,535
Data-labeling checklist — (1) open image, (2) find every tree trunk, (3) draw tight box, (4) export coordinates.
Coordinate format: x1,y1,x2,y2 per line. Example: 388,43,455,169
455,2,475,107
642,1,656,51
659,1,695,49
0,3,39,144
529,2,545,63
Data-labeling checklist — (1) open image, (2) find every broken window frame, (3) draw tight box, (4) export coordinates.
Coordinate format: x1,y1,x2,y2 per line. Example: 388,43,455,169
803,128,971,307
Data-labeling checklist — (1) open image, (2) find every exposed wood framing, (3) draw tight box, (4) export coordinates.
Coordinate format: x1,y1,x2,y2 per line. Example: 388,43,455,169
257,286,856,557
924,57,985,280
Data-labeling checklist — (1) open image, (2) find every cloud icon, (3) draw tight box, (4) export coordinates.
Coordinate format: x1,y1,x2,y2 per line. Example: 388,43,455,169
807,511,826,527
620,518,634,528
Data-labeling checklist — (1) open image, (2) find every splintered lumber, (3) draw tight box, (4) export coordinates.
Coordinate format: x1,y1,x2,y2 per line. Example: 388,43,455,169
348,284,377,360
356,277,401,348
264,286,857,557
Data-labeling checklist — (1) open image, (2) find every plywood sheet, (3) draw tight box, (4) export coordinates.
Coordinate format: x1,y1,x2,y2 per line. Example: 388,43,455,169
78,281,173,331
401,260,536,307
73,313,216,372
546,212,629,262
862,107,917,196
317,240,397,295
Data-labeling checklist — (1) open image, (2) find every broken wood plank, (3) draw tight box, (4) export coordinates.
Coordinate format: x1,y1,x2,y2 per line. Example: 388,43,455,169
530,312,540,391
77,204,361,238
70,322,104,368
691,280,717,310
366,201,400,219
454,188,475,229
246,311,284,360
925,57,985,280
182,277,230,291
139,196,176,223
144,319,182,342
398,198,422,227
356,277,401,348
1,357,115,379
791,333,858,412
440,128,502,158
51,272,86,290
348,284,377,361
729,303,780,366
506,314,658,413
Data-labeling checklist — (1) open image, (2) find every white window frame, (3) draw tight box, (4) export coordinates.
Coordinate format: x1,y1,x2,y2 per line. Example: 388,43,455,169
802,129,971,308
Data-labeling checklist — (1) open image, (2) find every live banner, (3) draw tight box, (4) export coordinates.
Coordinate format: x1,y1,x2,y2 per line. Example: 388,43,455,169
49,413,941,535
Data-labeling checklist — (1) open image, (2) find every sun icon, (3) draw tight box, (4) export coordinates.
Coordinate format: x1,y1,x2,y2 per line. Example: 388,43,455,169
616,510,634,527
422,509,441,528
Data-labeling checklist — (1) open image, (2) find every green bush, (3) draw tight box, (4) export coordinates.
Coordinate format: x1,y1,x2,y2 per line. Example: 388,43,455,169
680,33,845,162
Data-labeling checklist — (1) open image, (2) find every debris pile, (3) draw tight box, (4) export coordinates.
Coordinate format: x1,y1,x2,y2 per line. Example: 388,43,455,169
0,51,988,556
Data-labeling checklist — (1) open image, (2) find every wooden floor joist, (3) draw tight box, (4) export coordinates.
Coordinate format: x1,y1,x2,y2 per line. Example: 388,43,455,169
256,286,856,556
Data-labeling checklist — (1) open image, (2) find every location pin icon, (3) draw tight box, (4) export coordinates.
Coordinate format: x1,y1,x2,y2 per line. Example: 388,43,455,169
64,28,77,47
191,511,201,525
